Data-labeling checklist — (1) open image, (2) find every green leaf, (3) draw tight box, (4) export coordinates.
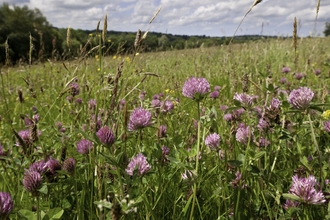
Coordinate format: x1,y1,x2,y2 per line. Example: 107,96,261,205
38,184,48,194
282,193,300,202
254,151,266,160
228,160,242,167
18,209,37,220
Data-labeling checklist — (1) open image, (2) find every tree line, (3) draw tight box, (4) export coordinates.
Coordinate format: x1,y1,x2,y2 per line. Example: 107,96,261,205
3,3,328,65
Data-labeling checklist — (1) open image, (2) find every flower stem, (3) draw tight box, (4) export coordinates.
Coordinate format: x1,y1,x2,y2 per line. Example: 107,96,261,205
190,101,201,220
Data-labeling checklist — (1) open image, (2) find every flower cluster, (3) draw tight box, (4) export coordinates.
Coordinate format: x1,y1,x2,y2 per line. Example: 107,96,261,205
182,77,210,100
233,93,258,108
286,175,325,205
204,133,221,150
125,153,151,176
128,108,152,131
288,87,314,110
23,171,43,196
96,126,115,146
76,139,93,154
0,192,13,218
235,124,252,145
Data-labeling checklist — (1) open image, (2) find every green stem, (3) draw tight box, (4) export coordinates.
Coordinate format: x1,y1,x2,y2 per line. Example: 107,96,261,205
189,101,201,220
307,113,322,185
37,196,41,220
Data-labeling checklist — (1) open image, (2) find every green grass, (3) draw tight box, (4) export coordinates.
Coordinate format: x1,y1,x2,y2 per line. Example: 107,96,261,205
1,36,330,219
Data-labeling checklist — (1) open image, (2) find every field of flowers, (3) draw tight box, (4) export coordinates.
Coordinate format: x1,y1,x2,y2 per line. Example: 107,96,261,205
1,35,330,219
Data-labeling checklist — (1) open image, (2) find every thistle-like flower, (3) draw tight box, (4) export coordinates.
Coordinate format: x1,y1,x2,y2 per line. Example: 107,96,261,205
96,126,115,146
182,77,210,100
235,124,252,145
23,171,43,196
233,93,258,108
282,66,291,73
63,158,75,175
128,107,152,131
288,87,314,110
125,153,151,176
287,175,325,205
204,133,221,150
69,82,80,96
0,192,13,218
76,139,93,154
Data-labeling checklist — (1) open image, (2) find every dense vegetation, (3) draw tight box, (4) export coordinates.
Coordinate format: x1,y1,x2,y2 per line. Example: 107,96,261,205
1,3,281,65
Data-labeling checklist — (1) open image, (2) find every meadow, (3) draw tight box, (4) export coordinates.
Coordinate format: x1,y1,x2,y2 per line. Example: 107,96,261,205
1,31,330,220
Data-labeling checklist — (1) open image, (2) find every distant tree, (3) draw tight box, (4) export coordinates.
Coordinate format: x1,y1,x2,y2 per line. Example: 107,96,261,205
324,22,330,36
0,3,63,64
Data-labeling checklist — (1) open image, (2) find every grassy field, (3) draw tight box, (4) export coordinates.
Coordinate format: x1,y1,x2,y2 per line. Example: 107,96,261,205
1,36,330,219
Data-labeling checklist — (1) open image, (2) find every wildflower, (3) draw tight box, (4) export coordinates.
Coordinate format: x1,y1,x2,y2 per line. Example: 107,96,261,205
63,158,75,175
182,77,210,100
158,125,167,138
233,93,258,108
88,99,97,111
0,192,13,218
219,105,228,111
161,100,174,112
91,115,102,131
69,82,79,97
29,160,47,174
23,171,43,195
214,86,221,91
279,77,287,84
295,73,304,80
15,129,41,147
235,124,252,144
151,99,161,108
287,175,325,205
224,113,233,122
257,118,269,132
182,170,193,180
230,171,246,188
162,145,170,156
75,98,82,104
288,87,314,110
282,67,291,73
283,199,300,210
0,144,7,157
139,91,146,101
125,153,151,176
210,90,219,99
76,139,93,154
258,137,270,147
314,69,321,76
128,107,152,131
45,157,62,176
322,110,330,120
204,133,221,150
96,126,115,146
119,99,126,110
323,121,330,133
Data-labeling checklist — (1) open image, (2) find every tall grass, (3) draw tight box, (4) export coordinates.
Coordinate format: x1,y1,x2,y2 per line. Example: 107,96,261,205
1,10,330,220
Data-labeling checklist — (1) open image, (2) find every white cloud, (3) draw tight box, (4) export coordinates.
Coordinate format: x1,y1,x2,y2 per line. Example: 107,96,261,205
3,0,330,36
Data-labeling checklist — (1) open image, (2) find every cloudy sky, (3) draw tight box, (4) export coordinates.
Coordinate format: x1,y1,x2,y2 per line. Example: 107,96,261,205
5,0,330,37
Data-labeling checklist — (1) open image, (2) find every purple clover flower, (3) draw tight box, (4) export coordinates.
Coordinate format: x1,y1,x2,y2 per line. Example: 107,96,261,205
282,67,291,73
283,199,300,210
128,107,152,131
295,73,304,80
324,121,330,133
158,125,167,138
182,77,210,100
76,139,93,154
69,82,79,96
257,118,269,132
162,145,170,156
288,87,314,110
88,99,97,110
125,153,151,176
230,171,246,188
214,86,221,91
279,77,287,84
151,99,161,108
204,133,221,150
0,192,13,218
233,93,258,108
96,126,115,146
63,158,75,175
258,137,270,147
210,90,219,99
288,175,325,205
314,69,321,76
23,171,43,195
161,100,174,112
235,124,252,144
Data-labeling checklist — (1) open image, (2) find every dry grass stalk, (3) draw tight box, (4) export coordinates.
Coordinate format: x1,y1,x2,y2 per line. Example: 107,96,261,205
67,25,71,51
149,6,162,24
29,33,33,65
102,15,108,44
96,20,101,33
109,61,124,113
134,29,142,48
17,89,24,103
229,0,263,45
5,38,10,66
293,17,298,72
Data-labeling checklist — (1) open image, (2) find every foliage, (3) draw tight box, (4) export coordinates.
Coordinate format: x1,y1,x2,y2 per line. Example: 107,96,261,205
324,22,330,36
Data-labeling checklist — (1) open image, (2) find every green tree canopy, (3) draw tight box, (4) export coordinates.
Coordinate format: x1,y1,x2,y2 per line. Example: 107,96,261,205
324,22,330,36
0,3,63,64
